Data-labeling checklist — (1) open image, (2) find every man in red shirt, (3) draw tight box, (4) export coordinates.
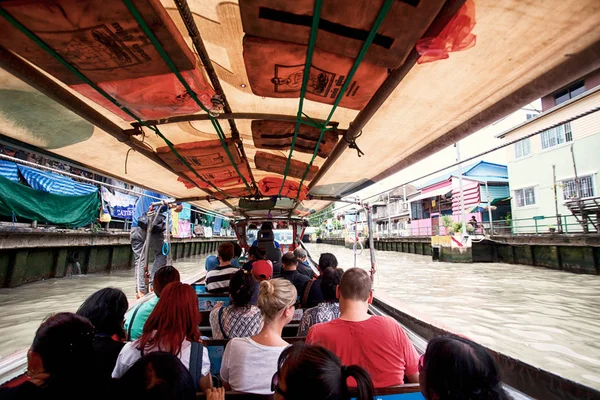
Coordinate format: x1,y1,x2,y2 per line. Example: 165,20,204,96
306,268,419,388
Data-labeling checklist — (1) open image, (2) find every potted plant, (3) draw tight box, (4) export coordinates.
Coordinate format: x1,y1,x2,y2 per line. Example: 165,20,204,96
441,215,454,235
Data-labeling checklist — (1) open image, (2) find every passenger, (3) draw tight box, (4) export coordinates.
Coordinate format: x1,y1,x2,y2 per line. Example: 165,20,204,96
220,279,297,394
124,266,181,341
117,352,195,400
279,252,311,301
243,246,266,272
273,343,374,400
298,268,343,336
251,222,282,249
76,288,128,380
210,269,263,339
249,259,274,305
420,336,509,400
293,247,316,279
206,242,240,293
205,241,242,272
112,282,212,391
302,253,338,308
0,313,99,400
306,268,419,388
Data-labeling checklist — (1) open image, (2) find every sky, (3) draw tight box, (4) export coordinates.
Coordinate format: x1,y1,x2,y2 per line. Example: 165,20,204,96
350,100,542,202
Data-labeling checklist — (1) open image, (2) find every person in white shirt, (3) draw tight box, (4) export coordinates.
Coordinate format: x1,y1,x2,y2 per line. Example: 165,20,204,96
112,282,212,391
220,279,297,394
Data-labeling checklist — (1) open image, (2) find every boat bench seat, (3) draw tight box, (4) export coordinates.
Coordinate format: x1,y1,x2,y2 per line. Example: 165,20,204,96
195,384,423,399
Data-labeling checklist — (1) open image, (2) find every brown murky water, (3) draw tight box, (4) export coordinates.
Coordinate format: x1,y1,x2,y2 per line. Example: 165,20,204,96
305,243,600,390
1,245,600,391
0,254,207,360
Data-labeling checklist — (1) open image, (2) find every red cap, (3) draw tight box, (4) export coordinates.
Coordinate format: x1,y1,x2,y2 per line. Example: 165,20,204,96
252,260,273,281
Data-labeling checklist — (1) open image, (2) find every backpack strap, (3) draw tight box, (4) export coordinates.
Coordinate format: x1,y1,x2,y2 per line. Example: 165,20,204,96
302,279,314,307
218,307,229,339
190,341,204,391
127,303,143,341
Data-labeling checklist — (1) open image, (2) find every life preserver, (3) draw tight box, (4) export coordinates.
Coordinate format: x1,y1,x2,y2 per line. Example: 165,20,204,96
157,139,251,189
254,151,318,181
243,36,388,110
239,0,446,69
252,121,340,158
258,177,308,201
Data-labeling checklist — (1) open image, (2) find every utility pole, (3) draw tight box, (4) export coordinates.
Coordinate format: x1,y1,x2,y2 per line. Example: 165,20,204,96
387,191,391,237
455,143,468,238
552,165,562,233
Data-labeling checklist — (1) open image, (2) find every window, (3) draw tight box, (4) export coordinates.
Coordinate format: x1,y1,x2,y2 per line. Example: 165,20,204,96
526,113,537,120
541,122,572,149
562,175,595,200
554,81,585,105
514,138,531,158
515,187,536,207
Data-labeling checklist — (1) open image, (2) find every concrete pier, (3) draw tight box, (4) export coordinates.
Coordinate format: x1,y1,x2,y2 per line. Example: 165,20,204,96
318,234,600,275
0,226,233,287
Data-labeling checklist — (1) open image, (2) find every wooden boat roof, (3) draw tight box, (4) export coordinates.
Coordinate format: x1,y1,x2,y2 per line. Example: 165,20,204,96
0,0,599,218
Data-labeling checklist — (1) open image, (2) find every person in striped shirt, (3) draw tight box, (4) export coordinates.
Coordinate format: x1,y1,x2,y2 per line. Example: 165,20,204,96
206,242,240,293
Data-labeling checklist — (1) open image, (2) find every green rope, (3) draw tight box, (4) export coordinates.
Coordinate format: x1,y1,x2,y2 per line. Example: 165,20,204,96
0,6,227,196
123,0,253,193
277,0,323,197
296,0,395,200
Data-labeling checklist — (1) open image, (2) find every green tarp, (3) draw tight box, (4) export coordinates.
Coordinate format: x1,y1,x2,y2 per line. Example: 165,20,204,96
0,174,100,227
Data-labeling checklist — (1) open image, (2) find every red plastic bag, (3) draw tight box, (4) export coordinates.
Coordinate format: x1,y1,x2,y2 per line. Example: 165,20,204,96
416,0,476,64
71,69,215,121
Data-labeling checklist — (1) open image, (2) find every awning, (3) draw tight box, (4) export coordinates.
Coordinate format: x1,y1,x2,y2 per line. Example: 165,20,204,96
491,197,512,205
17,165,98,196
409,187,452,203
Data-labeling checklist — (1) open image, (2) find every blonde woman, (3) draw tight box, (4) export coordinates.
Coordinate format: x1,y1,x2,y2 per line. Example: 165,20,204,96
220,279,297,394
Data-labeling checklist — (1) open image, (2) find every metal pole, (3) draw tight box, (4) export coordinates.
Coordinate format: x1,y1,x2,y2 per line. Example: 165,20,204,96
455,143,468,238
552,165,563,233
353,210,359,268
366,204,377,284
485,181,494,235
387,192,391,237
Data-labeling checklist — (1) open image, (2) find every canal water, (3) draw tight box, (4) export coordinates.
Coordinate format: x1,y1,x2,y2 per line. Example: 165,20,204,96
1,244,599,391
304,243,600,390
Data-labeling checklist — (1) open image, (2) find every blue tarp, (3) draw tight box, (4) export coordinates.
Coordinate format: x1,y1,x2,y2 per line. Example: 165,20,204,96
0,160,18,182
18,164,98,196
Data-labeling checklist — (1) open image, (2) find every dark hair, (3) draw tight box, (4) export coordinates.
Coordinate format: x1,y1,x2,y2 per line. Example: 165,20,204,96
76,288,128,339
321,268,343,302
229,269,255,307
31,313,95,385
154,266,181,297
423,336,509,400
231,241,243,258
339,268,371,302
218,242,234,262
118,352,195,400
261,221,274,230
248,246,266,260
281,251,297,267
276,343,374,400
318,253,338,271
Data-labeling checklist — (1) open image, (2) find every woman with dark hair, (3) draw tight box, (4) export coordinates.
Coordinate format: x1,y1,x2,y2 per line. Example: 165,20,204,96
117,352,196,400
76,287,128,379
298,268,343,336
420,335,509,400
209,269,262,339
112,282,212,392
272,343,374,400
302,253,338,308
0,313,100,400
